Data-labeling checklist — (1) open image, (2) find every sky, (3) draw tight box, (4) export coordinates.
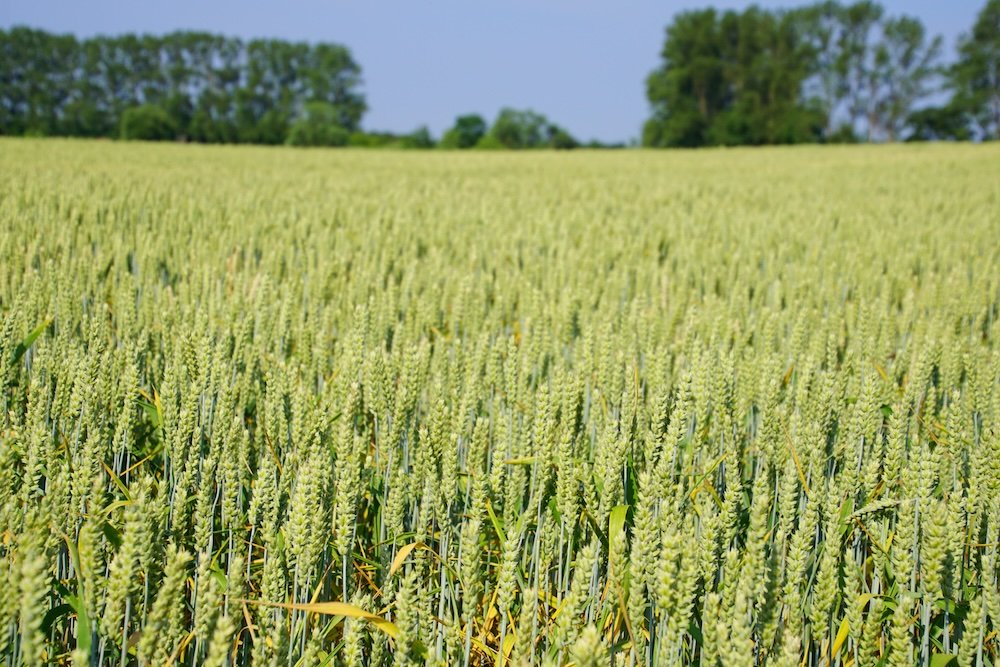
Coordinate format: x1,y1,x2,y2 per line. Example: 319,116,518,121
0,0,985,143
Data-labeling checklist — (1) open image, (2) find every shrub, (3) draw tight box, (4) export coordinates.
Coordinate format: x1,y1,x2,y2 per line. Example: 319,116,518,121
473,133,506,150
440,114,487,149
120,105,177,141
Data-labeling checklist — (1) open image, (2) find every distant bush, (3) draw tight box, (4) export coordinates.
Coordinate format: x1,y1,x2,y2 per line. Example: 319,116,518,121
439,114,487,149
348,132,394,147
287,123,348,147
827,124,860,144
906,105,972,142
398,126,434,149
286,102,350,147
491,108,548,149
120,105,177,141
548,127,579,149
473,133,506,150
481,108,579,149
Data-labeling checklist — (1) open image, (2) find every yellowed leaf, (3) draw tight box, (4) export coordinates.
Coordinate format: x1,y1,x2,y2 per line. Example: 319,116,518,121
503,456,537,466
389,541,423,577
832,616,850,659
874,362,889,381
246,600,398,638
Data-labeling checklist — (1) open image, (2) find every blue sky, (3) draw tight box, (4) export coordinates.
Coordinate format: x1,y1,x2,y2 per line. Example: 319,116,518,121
0,0,984,143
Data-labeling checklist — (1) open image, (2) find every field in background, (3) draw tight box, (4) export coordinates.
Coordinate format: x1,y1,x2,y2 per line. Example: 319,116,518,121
1,139,999,666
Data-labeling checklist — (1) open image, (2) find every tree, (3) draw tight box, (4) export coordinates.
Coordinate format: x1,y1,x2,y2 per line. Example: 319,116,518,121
161,93,194,140
644,9,721,147
870,16,942,140
473,133,505,150
0,27,79,135
120,104,177,141
235,40,293,144
490,108,549,148
793,1,849,135
950,0,1000,139
645,2,948,146
440,114,487,148
59,38,115,137
0,28,367,144
399,126,434,148
906,104,972,140
286,101,350,147
303,43,367,131
836,1,885,137
189,90,237,144
644,7,823,147
482,109,578,149
547,125,579,149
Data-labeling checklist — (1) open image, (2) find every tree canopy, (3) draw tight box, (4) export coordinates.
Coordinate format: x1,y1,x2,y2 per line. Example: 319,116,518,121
440,114,487,149
484,108,579,149
643,1,954,147
948,0,1000,139
0,28,366,144
1,2,995,149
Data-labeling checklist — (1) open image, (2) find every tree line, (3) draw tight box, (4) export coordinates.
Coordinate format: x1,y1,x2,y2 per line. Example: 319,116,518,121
644,0,1000,146
1,0,997,148
0,29,366,143
0,26,606,148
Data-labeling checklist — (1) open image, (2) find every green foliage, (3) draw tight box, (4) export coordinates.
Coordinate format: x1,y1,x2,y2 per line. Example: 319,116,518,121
472,132,506,149
0,27,366,143
906,104,973,141
548,125,579,149
398,126,435,149
348,131,398,147
286,102,350,147
490,108,550,148
872,15,943,140
644,1,953,146
439,114,487,148
343,128,436,149
486,108,579,149
827,122,861,143
949,0,1000,139
644,7,824,147
119,105,177,141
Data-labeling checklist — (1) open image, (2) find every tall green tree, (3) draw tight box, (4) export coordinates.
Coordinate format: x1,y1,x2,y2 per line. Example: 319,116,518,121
644,7,823,147
0,27,79,135
303,43,366,131
60,38,115,137
792,1,886,139
235,39,298,144
835,1,885,137
870,16,942,140
644,2,950,146
951,0,1000,138
793,1,848,135
0,28,366,144
643,9,723,147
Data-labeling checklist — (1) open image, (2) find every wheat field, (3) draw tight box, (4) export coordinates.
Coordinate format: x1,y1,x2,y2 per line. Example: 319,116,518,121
1,139,999,666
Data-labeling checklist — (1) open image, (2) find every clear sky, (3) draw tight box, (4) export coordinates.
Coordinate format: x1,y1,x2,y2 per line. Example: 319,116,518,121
0,0,985,143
